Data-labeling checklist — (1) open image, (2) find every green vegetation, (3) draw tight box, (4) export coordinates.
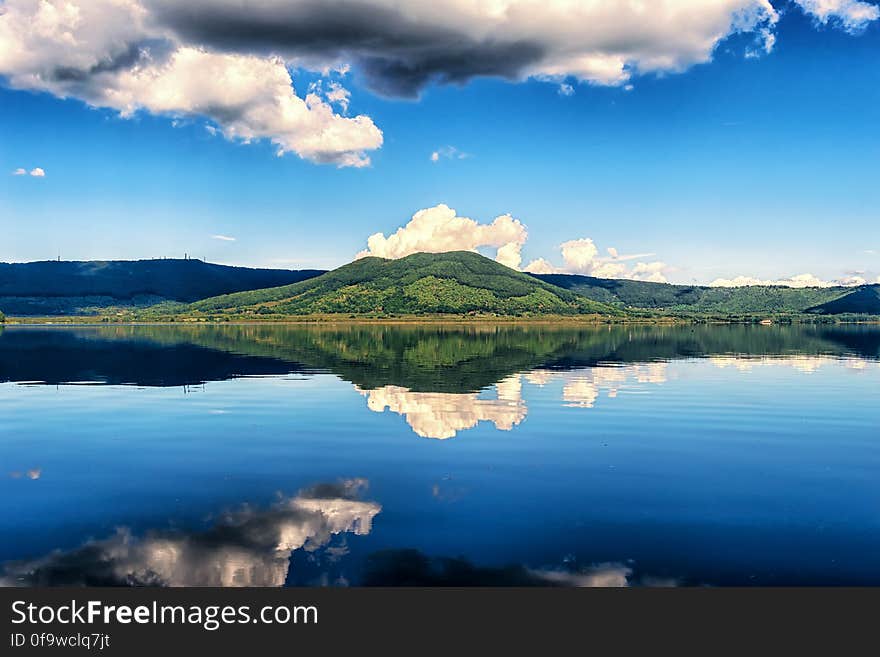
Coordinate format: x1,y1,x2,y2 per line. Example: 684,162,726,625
3,252,878,322
807,285,880,314
535,273,880,318
184,252,617,318
0,259,322,315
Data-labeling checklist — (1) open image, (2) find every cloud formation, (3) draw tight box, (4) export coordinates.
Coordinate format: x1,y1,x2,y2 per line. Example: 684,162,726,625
430,146,468,163
0,0,382,167
211,234,237,242
525,240,670,283
145,0,878,96
792,0,880,32
1,0,876,167
146,0,786,96
11,167,45,177
709,272,869,288
357,204,528,269
357,205,669,282
355,203,877,287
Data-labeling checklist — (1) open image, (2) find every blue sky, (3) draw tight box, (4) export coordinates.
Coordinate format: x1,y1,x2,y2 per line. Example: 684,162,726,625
1,0,879,285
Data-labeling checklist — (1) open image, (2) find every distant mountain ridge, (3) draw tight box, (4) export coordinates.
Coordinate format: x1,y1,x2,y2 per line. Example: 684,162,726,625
1,255,878,318
532,272,880,316
0,259,324,315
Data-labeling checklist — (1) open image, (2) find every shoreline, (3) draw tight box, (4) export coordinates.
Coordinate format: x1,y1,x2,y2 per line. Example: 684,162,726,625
3,314,879,327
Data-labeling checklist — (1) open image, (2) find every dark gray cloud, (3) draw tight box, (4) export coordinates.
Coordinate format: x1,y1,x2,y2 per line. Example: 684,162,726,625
148,0,545,97
357,41,544,98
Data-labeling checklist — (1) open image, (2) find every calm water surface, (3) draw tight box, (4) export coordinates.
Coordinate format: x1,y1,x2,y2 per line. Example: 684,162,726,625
1,324,878,586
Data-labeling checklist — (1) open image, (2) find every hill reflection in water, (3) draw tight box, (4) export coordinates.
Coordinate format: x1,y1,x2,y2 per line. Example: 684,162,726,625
2,323,878,385
1,323,878,439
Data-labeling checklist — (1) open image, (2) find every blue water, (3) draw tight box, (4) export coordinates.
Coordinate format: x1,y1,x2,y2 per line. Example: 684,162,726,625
1,324,878,586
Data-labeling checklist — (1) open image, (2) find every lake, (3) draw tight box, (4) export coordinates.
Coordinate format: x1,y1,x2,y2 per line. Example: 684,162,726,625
1,323,878,586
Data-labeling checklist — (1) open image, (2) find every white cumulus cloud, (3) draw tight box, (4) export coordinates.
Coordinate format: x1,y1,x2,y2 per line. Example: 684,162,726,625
359,207,672,284
520,257,556,275
524,240,670,283
793,0,880,32
0,0,382,167
357,204,528,269
560,239,600,272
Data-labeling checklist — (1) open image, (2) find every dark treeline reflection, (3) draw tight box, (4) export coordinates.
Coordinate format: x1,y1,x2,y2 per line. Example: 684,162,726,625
1,323,878,391
0,325,880,392
359,550,674,587
0,327,307,387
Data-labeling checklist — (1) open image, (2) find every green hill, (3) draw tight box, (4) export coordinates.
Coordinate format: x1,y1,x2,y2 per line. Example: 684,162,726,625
806,285,880,315
533,273,880,316
188,252,616,317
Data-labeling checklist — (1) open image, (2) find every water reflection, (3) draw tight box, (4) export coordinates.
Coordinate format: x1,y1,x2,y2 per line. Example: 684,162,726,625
8,469,41,480
360,550,656,587
709,354,877,374
537,363,668,408
2,324,878,440
354,365,675,438
356,375,527,439
2,324,879,390
3,324,879,586
0,480,679,587
0,480,380,587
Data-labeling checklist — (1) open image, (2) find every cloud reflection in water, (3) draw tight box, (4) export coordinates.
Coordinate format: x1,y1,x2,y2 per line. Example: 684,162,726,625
357,363,671,438
355,375,527,439
356,355,875,438
1,479,380,587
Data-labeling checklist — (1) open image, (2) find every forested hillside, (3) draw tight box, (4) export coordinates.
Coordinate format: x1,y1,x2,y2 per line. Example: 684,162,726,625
188,252,616,316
